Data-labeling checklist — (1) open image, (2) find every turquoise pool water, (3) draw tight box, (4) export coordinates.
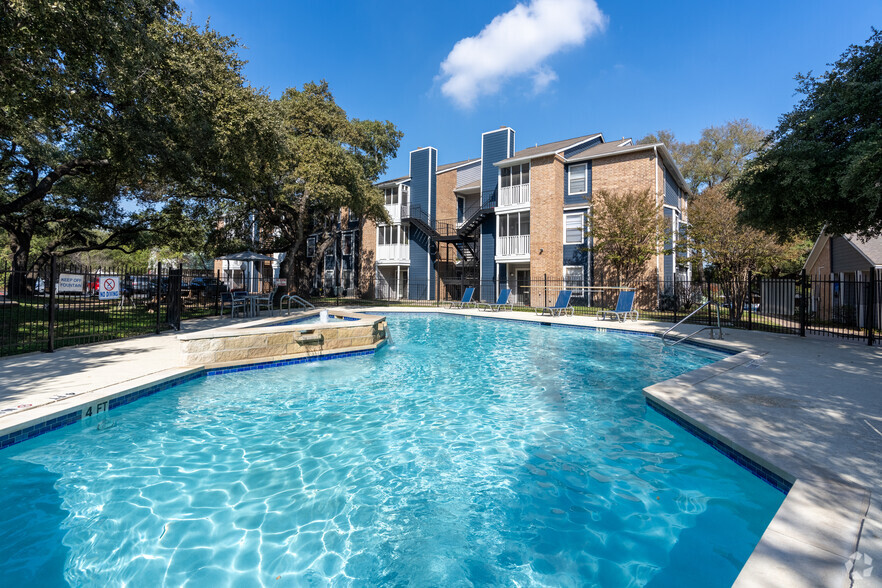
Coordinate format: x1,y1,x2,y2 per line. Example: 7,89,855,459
0,314,784,586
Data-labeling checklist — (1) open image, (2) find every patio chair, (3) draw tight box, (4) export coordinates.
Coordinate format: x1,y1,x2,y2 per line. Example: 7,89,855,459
255,286,280,316
477,289,513,312
221,291,247,318
447,287,475,309
599,290,638,322
535,290,574,317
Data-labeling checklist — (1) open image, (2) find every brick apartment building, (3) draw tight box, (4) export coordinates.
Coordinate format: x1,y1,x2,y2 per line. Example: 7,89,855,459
343,126,690,307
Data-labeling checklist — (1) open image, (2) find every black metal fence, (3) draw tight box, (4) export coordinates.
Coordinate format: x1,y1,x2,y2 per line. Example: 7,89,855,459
315,270,881,346
0,259,279,357
2,260,879,357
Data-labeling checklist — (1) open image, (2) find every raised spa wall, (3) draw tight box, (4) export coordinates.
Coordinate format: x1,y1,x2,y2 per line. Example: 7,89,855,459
178,310,387,367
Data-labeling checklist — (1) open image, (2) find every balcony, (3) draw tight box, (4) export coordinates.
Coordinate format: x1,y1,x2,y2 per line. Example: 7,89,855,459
384,203,407,223
498,184,530,208
496,235,530,258
377,244,409,263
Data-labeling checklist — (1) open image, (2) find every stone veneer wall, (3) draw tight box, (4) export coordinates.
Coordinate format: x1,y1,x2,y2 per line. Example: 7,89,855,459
529,154,565,307
180,319,387,367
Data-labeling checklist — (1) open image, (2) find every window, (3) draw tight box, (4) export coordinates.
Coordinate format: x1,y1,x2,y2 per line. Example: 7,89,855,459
401,185,409,206
564,266,584,290
564,213,584,244
498,211,530,237
342,234,352,256
324,252,335,272
569,163,587,194
384,187,399,205
306,237,316,257
501,163,530,188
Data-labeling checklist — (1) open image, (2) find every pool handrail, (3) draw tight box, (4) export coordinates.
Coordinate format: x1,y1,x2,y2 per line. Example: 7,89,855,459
662,300,724,346
281,293,315,314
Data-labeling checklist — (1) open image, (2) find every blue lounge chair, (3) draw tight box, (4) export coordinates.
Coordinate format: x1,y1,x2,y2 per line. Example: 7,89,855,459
536,290,574,317
477,288,513,312
599,290,638,322
447,287,475,309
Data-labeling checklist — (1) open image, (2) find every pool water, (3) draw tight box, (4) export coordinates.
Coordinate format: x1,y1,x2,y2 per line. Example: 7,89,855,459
0,314,784,586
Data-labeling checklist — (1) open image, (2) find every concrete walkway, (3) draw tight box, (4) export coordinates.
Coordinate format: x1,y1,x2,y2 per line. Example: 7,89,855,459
0,307,880,586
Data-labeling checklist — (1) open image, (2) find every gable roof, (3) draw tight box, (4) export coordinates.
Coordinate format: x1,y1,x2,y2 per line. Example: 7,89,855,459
494,133,603,167
803,230,882,271
437,157,480,173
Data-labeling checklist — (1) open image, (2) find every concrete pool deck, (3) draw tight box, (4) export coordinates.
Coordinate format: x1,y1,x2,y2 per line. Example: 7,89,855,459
0,307,879,587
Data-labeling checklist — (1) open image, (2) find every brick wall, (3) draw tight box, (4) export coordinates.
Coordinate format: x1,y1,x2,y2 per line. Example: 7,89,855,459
530,154,565,306
591,150,663,290
436,169,459,297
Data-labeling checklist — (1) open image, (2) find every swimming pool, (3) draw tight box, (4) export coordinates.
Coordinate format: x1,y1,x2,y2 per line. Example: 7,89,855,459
0,314,784,586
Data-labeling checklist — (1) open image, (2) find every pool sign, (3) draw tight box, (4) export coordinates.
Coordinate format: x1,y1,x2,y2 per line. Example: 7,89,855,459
276,278,287,287
99,276,121,300
57,273,84,293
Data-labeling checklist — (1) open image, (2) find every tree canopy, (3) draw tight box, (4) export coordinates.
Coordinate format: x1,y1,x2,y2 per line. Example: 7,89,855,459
586,188,667,285
733,29,882,239
1,0,275,289
640,119,767,194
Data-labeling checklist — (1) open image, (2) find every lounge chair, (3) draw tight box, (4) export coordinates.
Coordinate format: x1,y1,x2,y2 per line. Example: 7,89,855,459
477,289,513,312
536,290,574,317
599,290,638,322
447,287,475,309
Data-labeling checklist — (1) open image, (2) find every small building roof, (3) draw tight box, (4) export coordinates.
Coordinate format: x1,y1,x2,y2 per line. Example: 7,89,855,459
848,234,882,266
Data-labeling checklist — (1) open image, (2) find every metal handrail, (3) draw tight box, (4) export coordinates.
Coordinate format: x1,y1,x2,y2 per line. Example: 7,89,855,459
281,294,314,314
662,300,724,346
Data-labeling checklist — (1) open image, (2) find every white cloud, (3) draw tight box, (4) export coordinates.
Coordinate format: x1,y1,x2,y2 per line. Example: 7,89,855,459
438,0,607,108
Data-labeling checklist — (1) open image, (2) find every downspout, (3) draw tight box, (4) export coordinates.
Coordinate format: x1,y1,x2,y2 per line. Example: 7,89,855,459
654,145,660,278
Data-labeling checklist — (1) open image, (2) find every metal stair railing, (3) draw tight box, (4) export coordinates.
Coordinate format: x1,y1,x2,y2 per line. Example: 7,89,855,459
281,294,315,314
662,300,724,346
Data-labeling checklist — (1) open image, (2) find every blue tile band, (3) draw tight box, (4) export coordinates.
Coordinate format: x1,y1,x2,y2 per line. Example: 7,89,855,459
646,397,792,494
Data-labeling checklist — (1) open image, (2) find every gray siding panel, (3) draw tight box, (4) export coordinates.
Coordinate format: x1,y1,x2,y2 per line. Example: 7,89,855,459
482,129,513,208
564,161,591,206
664,167,680,208
562,136,602,159
663,208,674,283
480,129,514,297
409,147,436,298
831,237,872,273
456,161,481,188
480,217,496,302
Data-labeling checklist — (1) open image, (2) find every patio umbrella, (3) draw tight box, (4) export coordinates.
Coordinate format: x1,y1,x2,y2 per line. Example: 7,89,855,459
218,251,276,292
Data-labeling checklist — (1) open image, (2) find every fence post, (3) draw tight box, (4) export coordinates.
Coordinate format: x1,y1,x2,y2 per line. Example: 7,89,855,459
544,274,547,308
706,280,712,326
673,274,678,324
155,261,162,334
748,271,753,331
867,269,876,346
215,269,221,316
799,269,807,337
47,255,57,352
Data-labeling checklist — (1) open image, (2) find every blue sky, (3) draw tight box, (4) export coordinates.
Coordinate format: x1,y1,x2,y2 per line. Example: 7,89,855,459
184,0,882,180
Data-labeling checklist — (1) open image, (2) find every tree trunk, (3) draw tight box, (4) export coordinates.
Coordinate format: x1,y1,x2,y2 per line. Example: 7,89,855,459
7,229,32,296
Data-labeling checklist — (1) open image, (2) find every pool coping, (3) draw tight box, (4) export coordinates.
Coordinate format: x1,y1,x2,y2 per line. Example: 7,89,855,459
0,306,876,587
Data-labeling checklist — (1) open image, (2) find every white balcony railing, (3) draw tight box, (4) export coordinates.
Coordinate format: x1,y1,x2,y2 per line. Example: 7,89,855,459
496,235,530,258
384,203,406,223
499,184,530,207
377,243,409,262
